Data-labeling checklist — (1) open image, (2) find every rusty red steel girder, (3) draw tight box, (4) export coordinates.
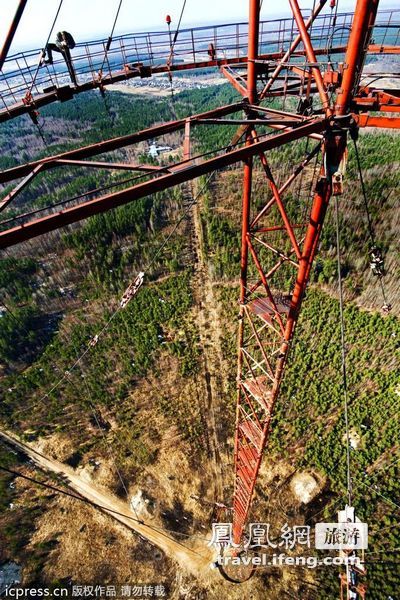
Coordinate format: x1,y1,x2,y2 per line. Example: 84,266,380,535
0,116,328,248
259,0,328,100
229,1,393,598
335,0,380,115
231,0,398,542
0,102,243,185
0,0,28,71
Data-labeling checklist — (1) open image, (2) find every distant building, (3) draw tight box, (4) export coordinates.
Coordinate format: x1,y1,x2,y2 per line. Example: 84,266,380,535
148,142,172,159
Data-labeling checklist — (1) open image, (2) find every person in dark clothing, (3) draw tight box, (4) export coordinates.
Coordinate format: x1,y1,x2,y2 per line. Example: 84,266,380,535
43,31,78,86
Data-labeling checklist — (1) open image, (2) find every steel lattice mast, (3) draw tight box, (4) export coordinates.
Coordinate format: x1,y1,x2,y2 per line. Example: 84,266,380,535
230,1,383,597
232,0,381,546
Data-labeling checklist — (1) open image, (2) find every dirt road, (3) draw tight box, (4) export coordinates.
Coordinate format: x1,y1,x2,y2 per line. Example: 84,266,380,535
0,429,215,578
183,179,228,502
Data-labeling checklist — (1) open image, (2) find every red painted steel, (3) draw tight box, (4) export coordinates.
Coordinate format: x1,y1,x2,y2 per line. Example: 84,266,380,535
355,114,400,128
0,0,28,70
259,0,328,99
221,66,248,97
0,118,328,248
353,89,400,112
0,164,43,212
368,44,400,54
234,0,260,544
335,0,379,114
0,102,243,185
228,0,391,596
288,0,332,115
232,0,345,546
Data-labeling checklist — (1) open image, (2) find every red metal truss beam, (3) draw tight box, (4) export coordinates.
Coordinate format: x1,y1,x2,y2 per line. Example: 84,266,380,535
248,104,315,121
368,44,400,54
288,0,332,115
0,160,167,214
261,81,318,98
247,104,323,140
194,118,305,126
257,152,302,260
335,0,379,114
0,117,328,249
221,66,248,97
232,144,346,543
0,0,28,71
0,106,322,192
0,102,243,185
247,0,260,105
54,159,165,172
229,5,391,600
235,0,261,543
352,89,400,112
0,164,43,212
231,0,388,552
259,0,328,99
285,64,311,80
354,114,400,128
250,142,321,229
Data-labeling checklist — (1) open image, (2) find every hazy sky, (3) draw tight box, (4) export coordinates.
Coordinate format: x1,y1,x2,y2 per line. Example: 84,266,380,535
1,0,398,52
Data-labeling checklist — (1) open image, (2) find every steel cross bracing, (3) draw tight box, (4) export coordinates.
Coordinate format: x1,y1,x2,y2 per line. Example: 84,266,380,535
0,1,400,597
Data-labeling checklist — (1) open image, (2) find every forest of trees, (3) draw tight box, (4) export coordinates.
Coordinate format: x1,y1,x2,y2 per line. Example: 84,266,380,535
0,82,398,597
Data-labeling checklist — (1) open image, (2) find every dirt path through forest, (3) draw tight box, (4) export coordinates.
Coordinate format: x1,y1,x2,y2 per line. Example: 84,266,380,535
0,429,216,578
183,179,231,504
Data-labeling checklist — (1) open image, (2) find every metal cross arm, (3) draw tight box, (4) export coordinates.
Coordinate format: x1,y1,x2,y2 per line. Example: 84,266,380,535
0,117,329,249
